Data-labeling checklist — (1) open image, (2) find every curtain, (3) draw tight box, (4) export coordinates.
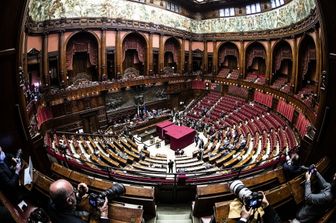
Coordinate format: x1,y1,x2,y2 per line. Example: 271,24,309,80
66,40,98,70
123,38,145,63
165,42,179,63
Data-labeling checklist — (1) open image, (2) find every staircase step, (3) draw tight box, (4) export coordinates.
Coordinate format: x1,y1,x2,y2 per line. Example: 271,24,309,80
157,204,191,213
157,220,192,223
157,213,191,220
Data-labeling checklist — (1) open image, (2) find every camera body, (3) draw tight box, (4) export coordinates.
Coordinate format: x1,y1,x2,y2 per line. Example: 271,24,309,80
302,164,316,174
308,164,316,174
229,180,263,210
89,183,125,208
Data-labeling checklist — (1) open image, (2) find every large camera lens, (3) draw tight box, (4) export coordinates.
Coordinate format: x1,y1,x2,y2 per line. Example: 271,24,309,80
229,180,252,201
229,180,263,209
89,183,126,208
101,183,126,200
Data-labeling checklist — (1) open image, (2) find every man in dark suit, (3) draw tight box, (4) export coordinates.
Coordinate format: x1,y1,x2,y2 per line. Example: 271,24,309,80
0,146,22,198
293,170,335,223
0,146,22,223
47,179,109,223
168,160,174,173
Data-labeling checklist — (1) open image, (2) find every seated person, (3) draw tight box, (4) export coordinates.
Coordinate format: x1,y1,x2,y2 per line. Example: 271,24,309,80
47,179,109,223
227,144,234,151
223,138,230,147
292,170,335,223
218,146,225,152
240,137,247,149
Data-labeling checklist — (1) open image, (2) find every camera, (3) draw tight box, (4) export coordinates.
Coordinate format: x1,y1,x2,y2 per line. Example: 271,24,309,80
89,183,125,208
308,164,316,174
302,164,316,174
229,180,263,209
9,148,23,167
15,148,23,164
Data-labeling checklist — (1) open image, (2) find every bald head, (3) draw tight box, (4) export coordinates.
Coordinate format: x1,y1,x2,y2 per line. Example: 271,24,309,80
49,179,76,211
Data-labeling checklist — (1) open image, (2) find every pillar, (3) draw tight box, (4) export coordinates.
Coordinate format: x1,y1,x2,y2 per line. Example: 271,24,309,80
292,37,298,93
213,41,218,75
101,29,107,80
159,34,164,74
115,29,122,77
315,28,322,94
266,40,272,85
59,30,66,86
239,41,245,78
180,38,185,74
188,39,192,72
148,32,153,75
42,33,49,88
203,40,208,73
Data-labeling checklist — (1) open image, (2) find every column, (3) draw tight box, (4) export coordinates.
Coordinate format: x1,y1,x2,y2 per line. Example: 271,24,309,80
292,37,298,93
266,40,272,85
42,32,49,87
188,39,192,72
23,32,29,82
213,41,218,75
180,38,185,74
159,34,164,74
148,32,153,75
203,40,208,73
101,29,107,81
115,29,122,77
59,30,67,86
315,28,321,94
239,41,245,78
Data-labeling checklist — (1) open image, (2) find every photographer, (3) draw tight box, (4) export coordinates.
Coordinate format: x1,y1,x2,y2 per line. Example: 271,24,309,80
47,179,109,223
283,151,304,179
0,146,22,199
0,146,23,223
292,169,336,223
238,192,282,223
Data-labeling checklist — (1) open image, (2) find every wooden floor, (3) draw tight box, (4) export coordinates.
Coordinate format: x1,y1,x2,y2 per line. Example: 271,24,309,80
134,131,208,169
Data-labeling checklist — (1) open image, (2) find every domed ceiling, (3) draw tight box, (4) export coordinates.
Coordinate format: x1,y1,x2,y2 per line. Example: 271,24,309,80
28,0,315,33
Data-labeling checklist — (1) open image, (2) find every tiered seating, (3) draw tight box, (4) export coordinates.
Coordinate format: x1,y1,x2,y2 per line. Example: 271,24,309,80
208,95,245,121
217,68,230,78
227,85,249,99
245,73,258,82
295,85,317,109
186,92,221,120
227,69,239,79
271,77,288,90
47,91,301,187
245,73,266,84
280,84,291,93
